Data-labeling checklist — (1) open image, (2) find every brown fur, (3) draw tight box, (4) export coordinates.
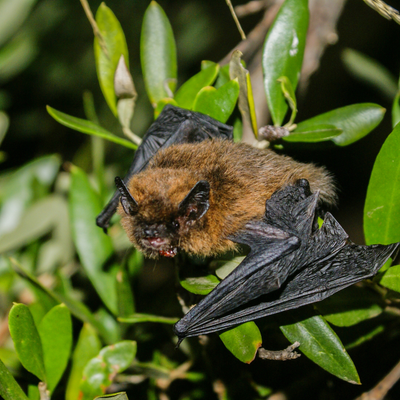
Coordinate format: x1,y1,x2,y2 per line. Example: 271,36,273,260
118,139,336,258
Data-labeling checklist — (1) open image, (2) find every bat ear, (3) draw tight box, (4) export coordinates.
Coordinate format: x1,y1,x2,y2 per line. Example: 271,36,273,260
179,180,210,222
115,176,138,216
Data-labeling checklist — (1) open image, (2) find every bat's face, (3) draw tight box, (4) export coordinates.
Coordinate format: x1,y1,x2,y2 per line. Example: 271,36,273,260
115,176,210,258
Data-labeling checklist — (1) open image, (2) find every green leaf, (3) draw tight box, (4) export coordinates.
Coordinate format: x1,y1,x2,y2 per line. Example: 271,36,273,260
154,97,178,118
0,358,29,400
66,324,101,400
295,103,385,146
214,256,246,279
38,304,72,393
229,50,258,137
392,91,400,128
277,76,297,127
80,341,137,400
192,79,239,123
364,123,400,245
263,0,308,126
380,264,400,292
8,304,46,382
46,106,137,149
215,64,230,88
116,268,135,317
316,286,383,327
285,124,342,143
141,1,177,106
69,165,117,314
219,322,262,364
94,3,129,116
180,274,219,295
280,314,360,384
174,63,219,110
342,48,397,101
95,393,129,400
119,313,178,324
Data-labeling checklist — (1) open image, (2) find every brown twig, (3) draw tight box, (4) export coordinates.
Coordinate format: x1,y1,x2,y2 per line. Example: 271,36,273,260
235,0,271,18
225,0,247,40
363,0,400,24
258,341,301,361
355,359,400,400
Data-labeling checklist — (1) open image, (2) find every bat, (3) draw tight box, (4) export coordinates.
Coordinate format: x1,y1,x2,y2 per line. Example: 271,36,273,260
97,105,400,341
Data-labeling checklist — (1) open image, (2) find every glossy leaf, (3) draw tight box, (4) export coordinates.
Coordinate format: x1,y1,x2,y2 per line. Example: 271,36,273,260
119,313,178,324
281,314,360,384
342,48,397,101
380,265,400,293
316,286,383,327
38,304,72,392
219,322,262,364
229,50,257,137
94,3,129,116
80,341,137,400
69,165,117,314
8,304,46,382
47,106,137,149
66,324,101,400
141,1,177,106
180,274,219,295
263,0,308,126
192,79,239,123
364,123,400,245
174,62,219,110
295,103,385,146
0,358,29,400
284,125,342,143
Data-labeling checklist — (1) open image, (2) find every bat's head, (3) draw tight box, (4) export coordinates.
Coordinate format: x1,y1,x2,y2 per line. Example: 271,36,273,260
115,172,210,258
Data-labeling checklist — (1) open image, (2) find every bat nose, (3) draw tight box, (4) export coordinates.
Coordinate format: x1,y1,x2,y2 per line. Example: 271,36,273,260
144,227,159,237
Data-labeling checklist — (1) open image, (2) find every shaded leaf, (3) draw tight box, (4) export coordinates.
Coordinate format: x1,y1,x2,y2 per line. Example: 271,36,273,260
214,256,246,280
295,103,385,146
180,274,219,295
316,286,383,327
66,324,101,400
281,314,360,384
174,62,219,109
69,165,117,314
219,322,262,364
392,91,400,128
263,0,308,126
94,3,129,116
119,313,178,324
277,76,297,127
47,106,137,149
364,123,400,245
192,79,239,123
380,264,400,292
0,358,29,400
141,1,177,106
116,267,135,317
8,304,46,382
38,304,72,393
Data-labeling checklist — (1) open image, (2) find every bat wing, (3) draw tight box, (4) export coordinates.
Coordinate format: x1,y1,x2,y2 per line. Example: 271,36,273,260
96,105,233,230
174,180,400,339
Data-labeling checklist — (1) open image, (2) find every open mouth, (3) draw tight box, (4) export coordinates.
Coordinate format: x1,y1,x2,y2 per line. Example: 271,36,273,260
142,237,178,258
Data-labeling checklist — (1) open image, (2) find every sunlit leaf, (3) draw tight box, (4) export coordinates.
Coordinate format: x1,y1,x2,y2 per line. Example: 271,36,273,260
281,313,360,384
180,274,219,295
364,123,400,245
285,124,342,143
47,106,137,149
263,0,308,126
154,97,178,118
94,3,129,116
174,62,219,110
295,103,385,146
38,304,72,393
119,313,178,324
219,322,262,363
141,1,177,106
380,264,400,293
8,304,46,382
192,79,239,123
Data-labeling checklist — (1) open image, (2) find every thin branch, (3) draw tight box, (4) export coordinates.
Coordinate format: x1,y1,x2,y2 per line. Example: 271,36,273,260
258,341,301,361
79,0,109,58
235,0,271,18
225,0,247,40
354,358,400,400
363,0,400,24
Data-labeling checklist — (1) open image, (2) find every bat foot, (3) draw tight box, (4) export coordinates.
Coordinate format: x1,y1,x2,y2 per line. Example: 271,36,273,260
257,341,301,361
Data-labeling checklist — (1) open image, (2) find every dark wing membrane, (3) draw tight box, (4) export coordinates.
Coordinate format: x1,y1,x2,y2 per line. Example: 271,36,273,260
174,180,400,339
96,105,233,230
